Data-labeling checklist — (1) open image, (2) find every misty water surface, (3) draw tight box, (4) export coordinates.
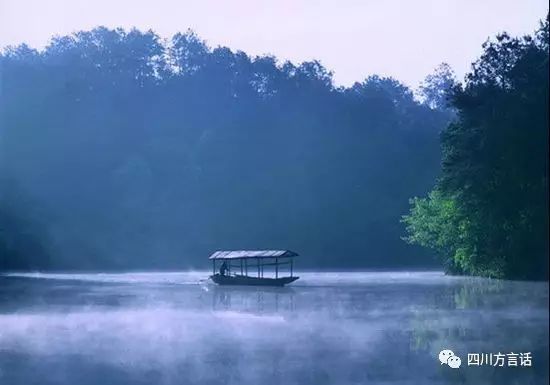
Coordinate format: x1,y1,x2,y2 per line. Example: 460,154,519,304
0,272,547,385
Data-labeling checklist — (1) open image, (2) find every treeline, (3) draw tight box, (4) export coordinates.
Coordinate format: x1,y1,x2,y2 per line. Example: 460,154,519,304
0,27,450,270
403,16,549,280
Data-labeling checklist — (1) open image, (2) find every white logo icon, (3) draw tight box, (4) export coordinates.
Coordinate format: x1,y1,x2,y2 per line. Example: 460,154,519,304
439,349,462,369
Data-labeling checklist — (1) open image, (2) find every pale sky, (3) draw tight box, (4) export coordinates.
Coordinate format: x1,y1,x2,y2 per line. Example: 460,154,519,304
0,0,547,87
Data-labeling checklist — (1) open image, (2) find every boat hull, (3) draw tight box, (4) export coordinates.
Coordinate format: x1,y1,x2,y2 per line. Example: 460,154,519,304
210,274,299,287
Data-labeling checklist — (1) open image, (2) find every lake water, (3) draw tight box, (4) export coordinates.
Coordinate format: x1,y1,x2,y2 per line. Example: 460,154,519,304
0,271,547,385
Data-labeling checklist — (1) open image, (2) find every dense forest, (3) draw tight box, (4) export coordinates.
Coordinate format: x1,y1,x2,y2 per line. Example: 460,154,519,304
1,15,547,279
0,28,451,270
403,16,549,280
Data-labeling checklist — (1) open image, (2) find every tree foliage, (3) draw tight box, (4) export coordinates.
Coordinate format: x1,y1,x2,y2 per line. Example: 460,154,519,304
404,16,549,280
0,27,449,270
418,62,456,110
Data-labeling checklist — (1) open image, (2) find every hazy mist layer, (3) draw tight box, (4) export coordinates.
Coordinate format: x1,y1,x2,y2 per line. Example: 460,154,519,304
0,272,548,385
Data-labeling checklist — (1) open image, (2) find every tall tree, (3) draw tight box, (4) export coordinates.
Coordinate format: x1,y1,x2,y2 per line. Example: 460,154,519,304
1,27,448,270
418,63,456,110
404,16,549,280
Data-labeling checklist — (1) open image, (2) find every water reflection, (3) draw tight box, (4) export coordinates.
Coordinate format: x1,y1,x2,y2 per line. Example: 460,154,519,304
0,272,547,385
211,286,295,313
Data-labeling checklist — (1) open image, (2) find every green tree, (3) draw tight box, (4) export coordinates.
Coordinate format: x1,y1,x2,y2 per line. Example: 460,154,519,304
404,15,549,280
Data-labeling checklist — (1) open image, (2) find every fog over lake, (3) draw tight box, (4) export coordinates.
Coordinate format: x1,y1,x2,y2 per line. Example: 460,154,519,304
0,271,547,385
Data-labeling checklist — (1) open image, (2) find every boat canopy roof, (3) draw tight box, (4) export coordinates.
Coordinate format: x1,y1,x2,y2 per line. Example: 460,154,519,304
209,250,298,260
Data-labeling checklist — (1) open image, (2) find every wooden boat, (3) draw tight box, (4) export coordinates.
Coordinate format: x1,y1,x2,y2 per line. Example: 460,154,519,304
210,274,298,286
209,250,299,287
